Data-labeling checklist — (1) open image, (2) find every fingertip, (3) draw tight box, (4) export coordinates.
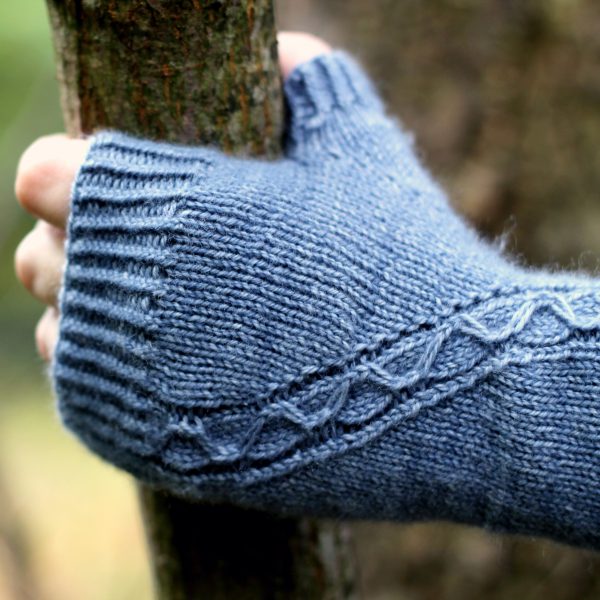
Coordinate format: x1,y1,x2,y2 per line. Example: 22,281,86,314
277,32,332,80
14,229,36,293
15,134,90,228
35,307,59,363
14,221,65,306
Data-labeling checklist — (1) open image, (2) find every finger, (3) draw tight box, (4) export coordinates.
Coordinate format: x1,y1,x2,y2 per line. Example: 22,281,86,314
277,32,332,80
35,306,59,363
14,220,66,307
15,134,90,229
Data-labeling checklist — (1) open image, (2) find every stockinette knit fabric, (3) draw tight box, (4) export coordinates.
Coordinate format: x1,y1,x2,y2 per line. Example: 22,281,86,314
52,51,600,550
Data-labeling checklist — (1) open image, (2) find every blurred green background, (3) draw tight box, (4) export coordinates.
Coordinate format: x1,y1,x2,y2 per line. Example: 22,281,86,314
1,0,600,598
0,2,152,599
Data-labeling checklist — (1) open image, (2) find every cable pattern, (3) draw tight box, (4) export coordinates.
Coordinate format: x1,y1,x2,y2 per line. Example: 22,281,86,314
158,289,600,472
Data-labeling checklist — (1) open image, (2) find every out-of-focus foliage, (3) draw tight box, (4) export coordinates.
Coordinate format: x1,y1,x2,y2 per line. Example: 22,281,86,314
0,0,599,599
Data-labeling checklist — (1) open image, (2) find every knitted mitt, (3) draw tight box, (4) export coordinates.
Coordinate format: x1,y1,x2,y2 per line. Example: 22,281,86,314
52,51,600,549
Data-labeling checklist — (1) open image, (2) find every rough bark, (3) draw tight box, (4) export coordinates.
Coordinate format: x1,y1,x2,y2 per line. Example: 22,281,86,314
46,0,283,155
44,1,358,598
139,491,358,599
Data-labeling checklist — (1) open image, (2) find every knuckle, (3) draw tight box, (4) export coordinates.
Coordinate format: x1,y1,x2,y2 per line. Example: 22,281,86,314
14,224,63,305
15,137,62,210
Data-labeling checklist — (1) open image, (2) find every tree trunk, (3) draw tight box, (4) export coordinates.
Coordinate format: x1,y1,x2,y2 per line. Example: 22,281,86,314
44,1,358,598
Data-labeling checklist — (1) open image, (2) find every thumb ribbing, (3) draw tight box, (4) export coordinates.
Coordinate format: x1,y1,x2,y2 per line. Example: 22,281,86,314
283,51,386,153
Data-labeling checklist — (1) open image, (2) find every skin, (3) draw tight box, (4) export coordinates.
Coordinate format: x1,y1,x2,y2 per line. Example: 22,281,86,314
13,31,331,362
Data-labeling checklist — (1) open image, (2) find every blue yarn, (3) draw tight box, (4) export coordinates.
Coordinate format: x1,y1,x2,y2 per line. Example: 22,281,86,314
52,51,600,550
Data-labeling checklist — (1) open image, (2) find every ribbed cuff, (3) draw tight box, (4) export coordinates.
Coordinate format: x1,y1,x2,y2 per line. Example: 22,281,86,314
51,131,211,476
284,50,385,131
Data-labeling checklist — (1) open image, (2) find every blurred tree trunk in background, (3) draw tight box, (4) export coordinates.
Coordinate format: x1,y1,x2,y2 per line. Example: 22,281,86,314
45,1,357,598
277,1,600,599
279,0,600,268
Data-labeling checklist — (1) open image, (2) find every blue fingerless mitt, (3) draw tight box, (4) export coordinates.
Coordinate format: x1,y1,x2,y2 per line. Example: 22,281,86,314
52,51,600,550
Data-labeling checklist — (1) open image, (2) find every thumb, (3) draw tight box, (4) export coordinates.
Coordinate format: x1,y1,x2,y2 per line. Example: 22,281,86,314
277,32,332,80
277,36,386,153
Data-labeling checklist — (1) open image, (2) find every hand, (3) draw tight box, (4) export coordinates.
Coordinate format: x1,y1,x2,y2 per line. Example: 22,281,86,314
14,136,90,361
14,31,331,362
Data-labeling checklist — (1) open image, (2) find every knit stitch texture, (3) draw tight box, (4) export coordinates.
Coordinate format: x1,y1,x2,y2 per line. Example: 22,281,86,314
52,51,600,550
